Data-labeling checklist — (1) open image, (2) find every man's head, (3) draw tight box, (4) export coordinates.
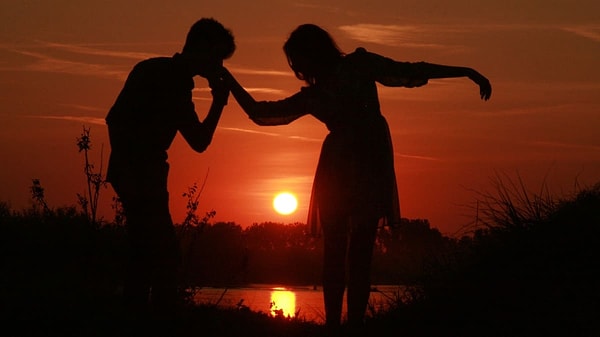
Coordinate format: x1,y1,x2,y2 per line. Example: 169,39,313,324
182,18,235,77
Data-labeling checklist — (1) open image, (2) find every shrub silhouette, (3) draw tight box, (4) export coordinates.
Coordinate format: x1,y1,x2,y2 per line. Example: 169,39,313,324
374,177,600,337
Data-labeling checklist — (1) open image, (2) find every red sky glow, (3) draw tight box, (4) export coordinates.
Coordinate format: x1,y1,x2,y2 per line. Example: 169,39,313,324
1,0,599,235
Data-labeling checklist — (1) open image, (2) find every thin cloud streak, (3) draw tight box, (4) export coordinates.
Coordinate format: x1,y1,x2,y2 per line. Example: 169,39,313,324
195,87,286,95
246,88,288,94
338,24,449,48
530,140,600,152
36,40,159,60
292,2,343,14
220,127,321,142
560,24,600,42
26,115,106,126
292,1,362,17
59,103,108,113
220,127,281,137
192,87,286,96
338,23,600,48
288,135,322,142
262,175,314,187
1,42,291,83
396,153,442,161
0,40,157,80
6,49,127,80
228,66,291,77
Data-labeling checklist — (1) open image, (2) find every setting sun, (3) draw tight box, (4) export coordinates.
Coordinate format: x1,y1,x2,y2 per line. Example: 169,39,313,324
273,192,298,215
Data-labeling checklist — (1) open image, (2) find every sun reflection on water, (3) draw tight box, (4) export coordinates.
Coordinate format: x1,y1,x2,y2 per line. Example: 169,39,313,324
270,288,296,318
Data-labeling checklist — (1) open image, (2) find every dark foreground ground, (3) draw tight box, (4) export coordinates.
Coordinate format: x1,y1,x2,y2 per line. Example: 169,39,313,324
2,288,598,337
2,182,599,337
2,298,326,337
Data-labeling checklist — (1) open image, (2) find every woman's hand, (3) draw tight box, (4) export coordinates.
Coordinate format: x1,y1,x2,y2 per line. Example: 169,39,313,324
468,69,492,101
215,66,260,115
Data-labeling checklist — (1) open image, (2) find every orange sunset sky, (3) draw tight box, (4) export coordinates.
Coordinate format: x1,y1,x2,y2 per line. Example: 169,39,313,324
1,1,599,235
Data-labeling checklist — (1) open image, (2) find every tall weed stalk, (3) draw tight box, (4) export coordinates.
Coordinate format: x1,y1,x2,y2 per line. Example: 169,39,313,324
30,178,50,215
179,170,216,299
76,126,106,225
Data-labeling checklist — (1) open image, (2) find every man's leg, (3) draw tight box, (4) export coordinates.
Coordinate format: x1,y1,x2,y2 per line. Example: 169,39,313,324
122,201,153,310
147,203,180,311
112,169,180,312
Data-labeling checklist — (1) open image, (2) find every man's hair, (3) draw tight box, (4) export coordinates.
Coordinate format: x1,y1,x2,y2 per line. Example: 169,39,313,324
183,18,236,59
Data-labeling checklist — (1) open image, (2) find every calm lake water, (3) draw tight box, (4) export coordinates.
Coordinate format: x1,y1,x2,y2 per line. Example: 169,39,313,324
193,284,404,323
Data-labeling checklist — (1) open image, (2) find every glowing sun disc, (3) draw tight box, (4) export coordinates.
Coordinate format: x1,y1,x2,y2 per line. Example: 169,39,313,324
273,192,298,215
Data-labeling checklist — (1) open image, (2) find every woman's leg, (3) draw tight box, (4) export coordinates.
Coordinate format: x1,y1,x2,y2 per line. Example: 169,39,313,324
322,219,348,327
346,218,378,326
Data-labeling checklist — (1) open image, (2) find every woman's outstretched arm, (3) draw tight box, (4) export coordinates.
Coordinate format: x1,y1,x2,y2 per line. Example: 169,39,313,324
357,49,492,101
220,67,309,125
418,63,492,100
220,67,260,115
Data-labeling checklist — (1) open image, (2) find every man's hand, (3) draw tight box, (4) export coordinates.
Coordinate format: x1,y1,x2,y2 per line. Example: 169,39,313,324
208,73,229,106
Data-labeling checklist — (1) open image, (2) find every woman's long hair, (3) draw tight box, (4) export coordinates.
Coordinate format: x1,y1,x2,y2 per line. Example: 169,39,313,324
283,24,344,86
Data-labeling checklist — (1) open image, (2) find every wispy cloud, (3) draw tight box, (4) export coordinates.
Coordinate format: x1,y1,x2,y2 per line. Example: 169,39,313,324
338,24,453,48
396,152,442,161
292,2,342,13
288,135,322,142
220,127,281,137
36,41,159,60
530,140,600,152
1,41,292,84
338,22,600,48
560,24,600,42
25,115,106,126
466,23,600,42
193,66,290,101
0,40,156,80
59,103,108,113
0,40,167,58
194,87,286,95
292,2,363,18
220,126,321,142
246,88,288,94
269,175,314,186
7,49,128,80
228,66,291,77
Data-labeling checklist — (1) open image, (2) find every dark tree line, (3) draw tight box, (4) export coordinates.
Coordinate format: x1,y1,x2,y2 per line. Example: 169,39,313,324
177,218,452,287
0,197,454,301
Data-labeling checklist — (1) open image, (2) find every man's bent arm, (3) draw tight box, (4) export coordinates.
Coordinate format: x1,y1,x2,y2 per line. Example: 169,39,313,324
180,98,226,153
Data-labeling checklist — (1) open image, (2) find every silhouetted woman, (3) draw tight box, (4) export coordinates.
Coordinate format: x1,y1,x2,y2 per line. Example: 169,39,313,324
221,24,491,330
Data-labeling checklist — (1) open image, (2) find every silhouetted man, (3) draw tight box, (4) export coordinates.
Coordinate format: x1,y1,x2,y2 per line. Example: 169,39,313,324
105,18,235,311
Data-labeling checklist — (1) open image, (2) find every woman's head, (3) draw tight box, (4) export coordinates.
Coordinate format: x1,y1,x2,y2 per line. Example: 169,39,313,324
283,24,344,85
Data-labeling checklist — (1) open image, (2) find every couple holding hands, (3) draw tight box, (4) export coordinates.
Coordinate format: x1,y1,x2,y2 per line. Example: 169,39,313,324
106,18,491,329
